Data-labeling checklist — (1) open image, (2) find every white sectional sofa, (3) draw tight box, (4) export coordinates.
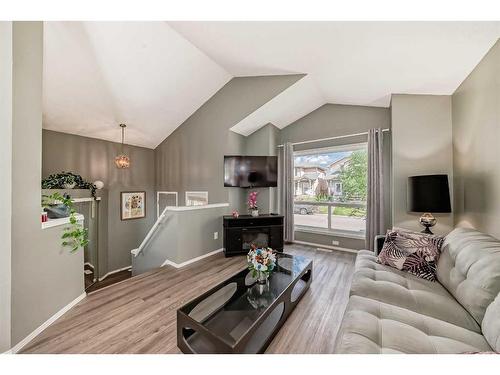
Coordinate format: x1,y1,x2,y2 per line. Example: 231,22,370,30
335,228,500,353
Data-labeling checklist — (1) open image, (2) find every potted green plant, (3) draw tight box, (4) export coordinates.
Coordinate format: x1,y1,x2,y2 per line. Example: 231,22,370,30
42,192,89,252
42,193,71,219
62,174,76,189
42,172,97,197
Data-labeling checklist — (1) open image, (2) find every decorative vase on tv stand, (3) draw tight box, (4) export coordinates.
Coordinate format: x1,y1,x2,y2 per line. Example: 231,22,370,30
248,191,259,217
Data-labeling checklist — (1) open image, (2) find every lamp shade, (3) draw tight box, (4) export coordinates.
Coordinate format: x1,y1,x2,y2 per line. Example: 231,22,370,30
407,174,451,213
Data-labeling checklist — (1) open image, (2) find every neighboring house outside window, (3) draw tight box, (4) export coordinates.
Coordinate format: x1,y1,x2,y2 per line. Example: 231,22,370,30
293,143,367,237
293,164,327,196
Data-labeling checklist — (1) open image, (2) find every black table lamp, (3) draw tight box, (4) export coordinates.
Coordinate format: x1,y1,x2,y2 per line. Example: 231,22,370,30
407,174,451,234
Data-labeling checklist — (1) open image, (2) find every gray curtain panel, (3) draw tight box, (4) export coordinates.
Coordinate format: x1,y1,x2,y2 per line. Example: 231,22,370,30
279,142,294,242
366,128,385,251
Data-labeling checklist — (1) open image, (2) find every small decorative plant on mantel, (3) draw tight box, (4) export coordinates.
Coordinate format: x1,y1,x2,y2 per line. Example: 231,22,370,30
42,192,89,252
247,245,276,285
42,172,97,198
247,191,259,217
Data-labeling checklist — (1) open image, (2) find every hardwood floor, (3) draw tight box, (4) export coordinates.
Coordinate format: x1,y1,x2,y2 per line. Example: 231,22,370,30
86,269,132,293
21,244,356,354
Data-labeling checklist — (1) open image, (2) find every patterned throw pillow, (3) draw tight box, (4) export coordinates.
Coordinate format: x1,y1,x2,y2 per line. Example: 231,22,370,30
377,229,444,281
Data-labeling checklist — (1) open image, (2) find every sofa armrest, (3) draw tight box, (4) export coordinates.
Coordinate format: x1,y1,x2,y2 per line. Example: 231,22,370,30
374,234,386,255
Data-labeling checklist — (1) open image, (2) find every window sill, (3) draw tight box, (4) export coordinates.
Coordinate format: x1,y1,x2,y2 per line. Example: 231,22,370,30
164,203,229,211
294,225,365,240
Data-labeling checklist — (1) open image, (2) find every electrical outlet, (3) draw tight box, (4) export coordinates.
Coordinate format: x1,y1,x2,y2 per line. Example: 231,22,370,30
213,231,218,240
331,240,340,246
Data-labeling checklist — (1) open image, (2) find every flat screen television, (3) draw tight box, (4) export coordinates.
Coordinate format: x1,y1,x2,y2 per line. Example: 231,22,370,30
224,156,278,188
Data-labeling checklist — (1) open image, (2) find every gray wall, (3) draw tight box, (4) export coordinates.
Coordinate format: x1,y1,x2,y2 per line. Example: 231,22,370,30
452,40,500,239
42,188,109,278
279,104,392,250
294,230,363,251
154,75,303,211
42,130,156,273
10,22,85,347
0,21,13,352
244,123,280,214
279,103,390,145
153,102,392,253
175,207,228,263
154,93,392,252
391,94,454,235
132,205,229,275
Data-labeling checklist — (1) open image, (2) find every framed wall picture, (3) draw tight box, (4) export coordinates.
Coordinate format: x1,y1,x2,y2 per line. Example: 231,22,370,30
121,191,146,220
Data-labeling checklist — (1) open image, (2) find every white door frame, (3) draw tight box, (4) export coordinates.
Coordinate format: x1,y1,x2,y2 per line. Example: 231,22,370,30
156,191,178,218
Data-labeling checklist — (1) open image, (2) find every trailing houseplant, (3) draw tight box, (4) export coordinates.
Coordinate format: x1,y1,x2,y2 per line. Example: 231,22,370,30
42,172,97,198
42,192,89,252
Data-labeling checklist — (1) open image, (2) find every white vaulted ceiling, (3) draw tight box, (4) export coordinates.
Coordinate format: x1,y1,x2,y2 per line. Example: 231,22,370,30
170,21,500,135
43,21,500,146
43,22,231,148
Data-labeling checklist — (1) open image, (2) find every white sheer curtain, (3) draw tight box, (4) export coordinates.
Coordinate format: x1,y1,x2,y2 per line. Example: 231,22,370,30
366,128,385,251
279,142,294,243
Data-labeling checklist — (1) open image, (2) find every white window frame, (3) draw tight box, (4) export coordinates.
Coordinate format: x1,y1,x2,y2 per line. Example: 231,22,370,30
293,142,367,157
185,191,209,206
293,142,368,238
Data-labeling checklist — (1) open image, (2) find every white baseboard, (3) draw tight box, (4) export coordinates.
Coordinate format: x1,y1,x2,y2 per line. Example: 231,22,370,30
9,292,87,354
98,266,132,281
293,240,359,254
161,248,224,269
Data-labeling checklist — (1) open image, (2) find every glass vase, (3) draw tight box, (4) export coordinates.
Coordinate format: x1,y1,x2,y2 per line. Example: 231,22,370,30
257,271,269,285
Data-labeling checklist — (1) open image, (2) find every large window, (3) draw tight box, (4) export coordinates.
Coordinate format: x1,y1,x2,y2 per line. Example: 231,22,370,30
293,143,367,237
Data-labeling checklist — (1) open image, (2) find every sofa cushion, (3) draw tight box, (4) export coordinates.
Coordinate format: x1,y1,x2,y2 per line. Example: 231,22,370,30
335,295,492,354
378,229,444,281
437,228,500,324
482,293,500,351
352,250,481,332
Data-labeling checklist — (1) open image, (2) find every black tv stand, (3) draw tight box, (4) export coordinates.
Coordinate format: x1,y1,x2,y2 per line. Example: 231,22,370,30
223,214,284,257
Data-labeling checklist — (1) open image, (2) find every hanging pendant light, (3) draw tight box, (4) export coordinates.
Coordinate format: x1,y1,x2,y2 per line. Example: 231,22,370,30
115,123,130,169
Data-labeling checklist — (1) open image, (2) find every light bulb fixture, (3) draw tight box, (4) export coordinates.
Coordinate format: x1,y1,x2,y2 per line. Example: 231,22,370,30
115,123,130,169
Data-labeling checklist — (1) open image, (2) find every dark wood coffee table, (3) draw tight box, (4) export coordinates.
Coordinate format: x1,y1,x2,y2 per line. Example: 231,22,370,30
177,253,312,354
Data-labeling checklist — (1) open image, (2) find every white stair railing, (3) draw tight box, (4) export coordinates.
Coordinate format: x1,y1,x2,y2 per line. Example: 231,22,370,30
131,205,170,257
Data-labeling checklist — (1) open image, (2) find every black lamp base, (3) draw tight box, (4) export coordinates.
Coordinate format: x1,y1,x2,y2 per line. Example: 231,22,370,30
421,226,434,235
